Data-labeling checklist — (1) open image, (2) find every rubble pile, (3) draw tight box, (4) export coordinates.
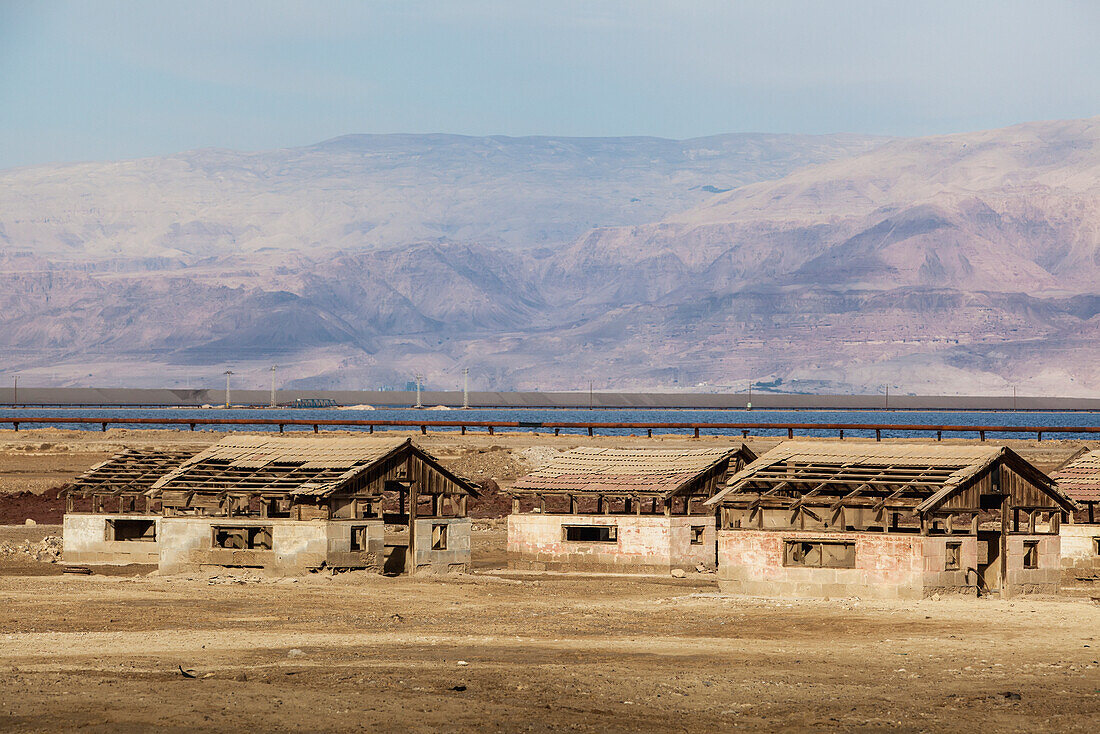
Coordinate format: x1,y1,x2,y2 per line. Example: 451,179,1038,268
0,535,62,563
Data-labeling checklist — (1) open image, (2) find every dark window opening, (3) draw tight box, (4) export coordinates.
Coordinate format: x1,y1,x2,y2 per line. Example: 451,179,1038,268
106,518,156,542
945,542,961,571
432,523,448,550
1093,537,1100,556
350,526,371,552
563,525,617,543
1023,540,1039,569
213,526,273,550
690,525,706,545
784,540,856,568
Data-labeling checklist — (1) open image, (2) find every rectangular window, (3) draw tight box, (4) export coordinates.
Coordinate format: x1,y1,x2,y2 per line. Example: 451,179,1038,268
350,526,370,552
784,540,856,568
1023,540,1039,569
106,518,156,542
212,526,272,550
945,542,961,571
432,523,448,551
690,525,706,545
563,525,617,543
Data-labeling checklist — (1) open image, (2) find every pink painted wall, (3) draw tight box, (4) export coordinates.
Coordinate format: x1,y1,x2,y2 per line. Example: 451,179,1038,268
508,514,715,572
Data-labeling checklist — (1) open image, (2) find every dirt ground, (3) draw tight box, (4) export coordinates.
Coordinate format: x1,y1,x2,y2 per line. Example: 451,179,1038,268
0,525,1096,732
0,430,1097,731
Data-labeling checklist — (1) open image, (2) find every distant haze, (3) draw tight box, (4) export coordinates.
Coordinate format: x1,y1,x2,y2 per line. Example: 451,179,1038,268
1,118,1100,396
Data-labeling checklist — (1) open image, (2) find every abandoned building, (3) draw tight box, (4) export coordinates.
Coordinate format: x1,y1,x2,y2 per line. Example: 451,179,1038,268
705,441,1078,599
507,445,756,573
63,448,198,565
143,435,479,575
1049,447,1100,579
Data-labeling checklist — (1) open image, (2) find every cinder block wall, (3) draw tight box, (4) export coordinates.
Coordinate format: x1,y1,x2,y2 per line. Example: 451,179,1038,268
1059,524,1099,576
507,514,715,573
717,530,933,600
62,514,161,565
411,517,471,574
1005,534,1061,595
158,518,385,575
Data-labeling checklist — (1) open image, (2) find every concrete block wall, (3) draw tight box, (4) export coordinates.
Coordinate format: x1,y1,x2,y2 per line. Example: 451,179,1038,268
507,513,714,573
717,530,934,600
63,514,162,565
411,517,471,574
920,536,980,594
1059,524,1100,577
1005,534,1061,595
158,518,385,575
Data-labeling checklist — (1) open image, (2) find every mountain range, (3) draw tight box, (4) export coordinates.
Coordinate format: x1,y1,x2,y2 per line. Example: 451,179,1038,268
1,119,1098,395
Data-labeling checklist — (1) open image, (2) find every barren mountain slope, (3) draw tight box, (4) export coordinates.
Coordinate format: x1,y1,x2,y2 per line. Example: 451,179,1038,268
0,133,885,260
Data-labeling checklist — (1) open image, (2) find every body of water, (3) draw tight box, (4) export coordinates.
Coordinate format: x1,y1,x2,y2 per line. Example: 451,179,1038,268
1,407,1098,440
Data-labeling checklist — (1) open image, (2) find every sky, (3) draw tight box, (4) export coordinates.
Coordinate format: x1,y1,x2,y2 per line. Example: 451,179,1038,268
0,0,1098,169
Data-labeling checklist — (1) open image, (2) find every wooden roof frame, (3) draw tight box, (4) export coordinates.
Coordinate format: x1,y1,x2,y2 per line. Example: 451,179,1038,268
508,444,756,500
146,437,479,499
705,442,1076,515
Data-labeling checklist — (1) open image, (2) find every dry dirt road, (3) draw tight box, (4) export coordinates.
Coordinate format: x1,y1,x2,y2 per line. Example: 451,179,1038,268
0,527,1098,733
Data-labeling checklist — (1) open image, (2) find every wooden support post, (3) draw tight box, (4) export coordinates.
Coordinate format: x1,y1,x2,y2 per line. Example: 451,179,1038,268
1027,510,1036,534
587,427,593,437
685,497,692,515
979,430,986,442
538,494,545,513
1013,507,1020,532
693,427,700,438
102,422,108,432
634,497,641,516
278,424,284,433
569,495,578,514
190,423,196,432
875,429,881,442
599,496,608,514
1051,512,1060,533
554,428,561,436
461,425,466,435
431,493,440,518
313,424,319,434
420,425,427,435
936,431,942,441
12,422,18,432
1036,431,1042,441
787,428,793,439
488,426,494,435
971,513,979,535
663,498,672,517
511,498,520,515
406,481,418,575
742,430,749,439
646,429,652,438
838,429,844,440
459,495,468,518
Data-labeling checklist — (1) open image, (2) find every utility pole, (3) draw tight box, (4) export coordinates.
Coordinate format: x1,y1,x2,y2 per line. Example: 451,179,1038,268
270,366,277,409
224,370,233,409
414,374,423,409
462,368,470,410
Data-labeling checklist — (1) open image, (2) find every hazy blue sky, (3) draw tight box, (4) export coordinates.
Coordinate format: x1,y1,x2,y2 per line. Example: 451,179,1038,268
1,0,1097,168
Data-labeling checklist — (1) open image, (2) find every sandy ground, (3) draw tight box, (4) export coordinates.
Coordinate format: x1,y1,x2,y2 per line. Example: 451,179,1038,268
0,526,1096,733
0,430,1097,731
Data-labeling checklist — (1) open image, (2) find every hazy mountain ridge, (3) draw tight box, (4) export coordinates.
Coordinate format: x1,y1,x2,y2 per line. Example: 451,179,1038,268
1,120,1099,394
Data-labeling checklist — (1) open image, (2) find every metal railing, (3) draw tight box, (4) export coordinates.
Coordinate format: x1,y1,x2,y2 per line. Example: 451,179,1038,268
1,415,1096,441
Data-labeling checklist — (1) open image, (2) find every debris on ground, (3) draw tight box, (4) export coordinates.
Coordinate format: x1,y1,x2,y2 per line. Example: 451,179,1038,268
0,535,62,563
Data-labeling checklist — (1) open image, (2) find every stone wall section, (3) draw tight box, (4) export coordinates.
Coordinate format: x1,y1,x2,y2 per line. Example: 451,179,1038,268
1005,534,1061,595
62,514,162,565
1059,524,1100,580
507,514,715,573
411,517,471,574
